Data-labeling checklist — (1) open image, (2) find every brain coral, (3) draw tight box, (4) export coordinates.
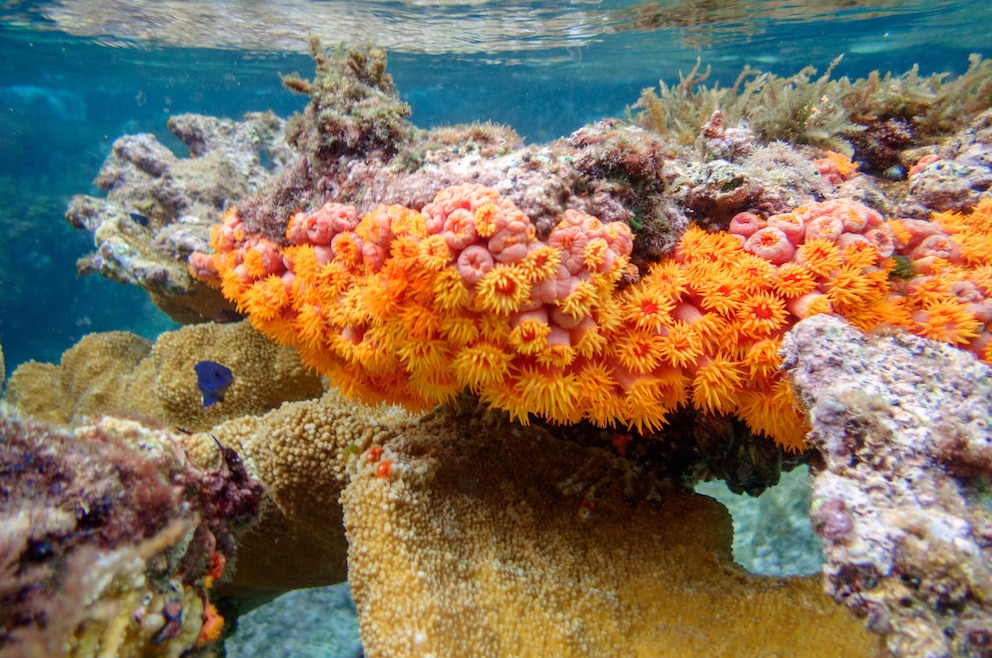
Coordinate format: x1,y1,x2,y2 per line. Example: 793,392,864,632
192,186,992,451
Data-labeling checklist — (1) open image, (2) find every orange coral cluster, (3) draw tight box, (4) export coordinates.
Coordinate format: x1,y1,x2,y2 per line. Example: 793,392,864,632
813,150,860,185
190,188,992,452
897,197,992,357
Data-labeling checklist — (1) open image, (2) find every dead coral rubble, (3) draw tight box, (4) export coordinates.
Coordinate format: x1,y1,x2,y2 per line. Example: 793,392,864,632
65,111,292,323
0,406,263,656
782,314,992,657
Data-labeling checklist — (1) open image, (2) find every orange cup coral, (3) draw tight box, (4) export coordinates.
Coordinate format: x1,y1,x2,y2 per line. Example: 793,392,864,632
192,188,992,452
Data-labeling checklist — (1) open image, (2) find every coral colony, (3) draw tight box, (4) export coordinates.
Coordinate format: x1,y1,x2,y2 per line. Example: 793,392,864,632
189,189,992,453
4,38,992,657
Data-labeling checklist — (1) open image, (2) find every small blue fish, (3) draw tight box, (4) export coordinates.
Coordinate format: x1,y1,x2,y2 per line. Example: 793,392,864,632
129,211,150,227
194,361,233,408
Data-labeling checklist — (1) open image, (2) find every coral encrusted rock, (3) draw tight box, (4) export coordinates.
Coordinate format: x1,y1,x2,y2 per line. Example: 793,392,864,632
782,314,992,657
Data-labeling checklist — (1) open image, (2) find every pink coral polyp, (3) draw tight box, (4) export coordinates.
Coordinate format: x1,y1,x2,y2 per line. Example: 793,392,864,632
457,244,496,285
744,227,796,265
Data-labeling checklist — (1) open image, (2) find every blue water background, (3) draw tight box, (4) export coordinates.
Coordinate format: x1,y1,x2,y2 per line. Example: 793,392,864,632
0,0,988,380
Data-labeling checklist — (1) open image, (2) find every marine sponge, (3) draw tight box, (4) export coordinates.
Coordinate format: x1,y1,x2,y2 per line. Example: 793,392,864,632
194,186,992,452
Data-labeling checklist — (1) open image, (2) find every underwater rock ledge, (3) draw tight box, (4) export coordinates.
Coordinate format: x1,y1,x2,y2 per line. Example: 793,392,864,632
784,314,992,657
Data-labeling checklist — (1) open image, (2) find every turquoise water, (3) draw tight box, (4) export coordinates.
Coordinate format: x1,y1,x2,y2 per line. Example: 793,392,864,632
0,0,988,378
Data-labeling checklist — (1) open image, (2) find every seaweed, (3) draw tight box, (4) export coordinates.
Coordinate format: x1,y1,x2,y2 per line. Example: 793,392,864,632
743,56,864,154
279,36,414,165
629,58,744,146
631,54,992,156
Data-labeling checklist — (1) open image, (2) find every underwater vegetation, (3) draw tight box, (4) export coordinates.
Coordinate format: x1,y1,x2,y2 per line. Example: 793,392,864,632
4,38,992,657
630,53,992,167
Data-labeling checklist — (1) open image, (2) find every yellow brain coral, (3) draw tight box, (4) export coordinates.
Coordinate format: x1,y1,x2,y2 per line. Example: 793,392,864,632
191,186,992,452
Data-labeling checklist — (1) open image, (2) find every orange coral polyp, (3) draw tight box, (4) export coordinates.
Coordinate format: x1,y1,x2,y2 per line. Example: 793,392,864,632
521,244,563,282
452,343,512,389
474,265,531,315
691,356,743,415
243,275,290,321
796,238,842,276
657,322,703,369
515,364,580,421
774,263,818,298
194,188,992,452
197,602,225,646
509,317,551,355
558,279,599,319
473,202,499,238
614,329,665,374
622,285,674,332
418,234,453,270
913,300,982,345
736,291,789,338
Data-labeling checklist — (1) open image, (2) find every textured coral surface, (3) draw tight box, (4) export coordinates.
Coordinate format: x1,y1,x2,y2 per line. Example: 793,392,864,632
339,402,881,657
190,390,412,600
4,321,322,432
783,315,992,657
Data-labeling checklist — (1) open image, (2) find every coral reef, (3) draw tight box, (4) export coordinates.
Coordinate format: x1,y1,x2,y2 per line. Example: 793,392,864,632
64,49,992,333
5,321,880,655
36,37,992,658
782,314,992,657
0,406,263,656
83,43,992,331
4,321,322,432
65,111,292,323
